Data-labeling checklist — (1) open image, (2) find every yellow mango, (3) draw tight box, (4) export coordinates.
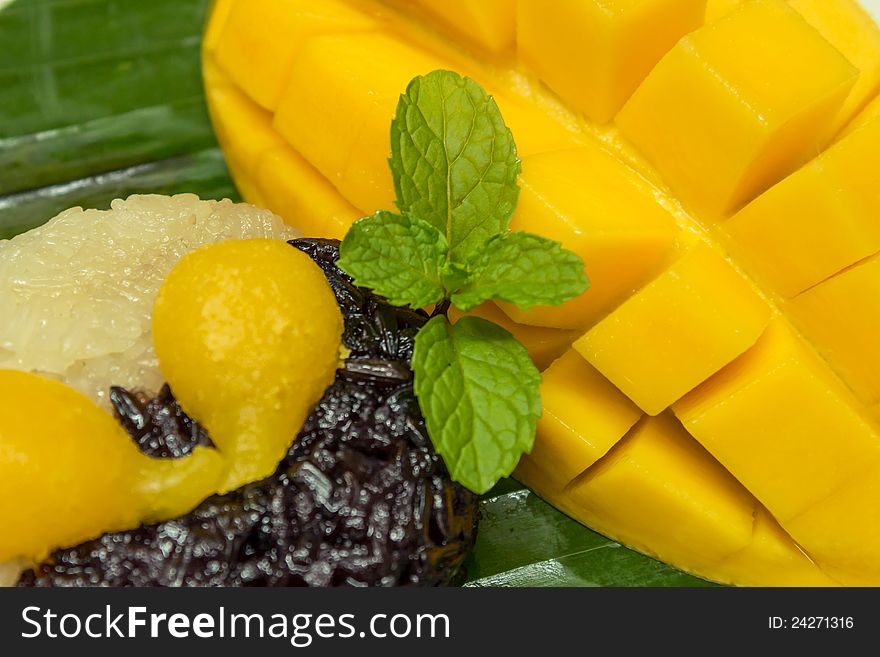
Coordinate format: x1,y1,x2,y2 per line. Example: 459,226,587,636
501,146,682,330
205,79,278,171
786,251,880,406
528,350,643,488
563,414,757,575
448,302,581,371
715,507,836,587
616,0,858,220
215,0,377,110
203,0,233,53
705,0,880,140
786,464,880,585
153,240,344,493
787,0,880,139
405,0,515,52
575,244,770,415
206,0,880,586
517,0,707,124
255,145,362,239
488,97,583,157
841,91,880,138
274,33,445,213
704,0,743,22
674,319,880,522
724,117,880,298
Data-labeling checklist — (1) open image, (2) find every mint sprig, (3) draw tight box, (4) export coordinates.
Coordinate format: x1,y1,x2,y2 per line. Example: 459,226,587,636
337,211,448,308
338,69,589,494
452,232,589,312
390,71,520,260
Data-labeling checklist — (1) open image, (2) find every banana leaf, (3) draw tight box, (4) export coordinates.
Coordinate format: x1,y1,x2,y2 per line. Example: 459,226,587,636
0,0,716,586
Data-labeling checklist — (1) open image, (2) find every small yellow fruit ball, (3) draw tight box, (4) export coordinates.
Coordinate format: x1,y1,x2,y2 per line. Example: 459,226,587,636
152,238,344,492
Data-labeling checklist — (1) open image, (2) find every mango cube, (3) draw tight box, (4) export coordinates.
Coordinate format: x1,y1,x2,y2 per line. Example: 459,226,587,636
204,78,280,206
724,117,880,297
706,0,880,138
488,97,582,157
274,33,445,213
203,0,233,53
564,414,756,572
704,0,743,22
517,0,707,124
529,350,643,488
786,464,880,585
575,244,770,415
786,251,880,405
674,319,880,522
616,0,858,219
255,145,362,240
409,0,515,52
501,146,681,330
448,302,581,371
787,0,880,139
205,80,281,174
715,507,835,586
840,91,880,139
215,0,377,110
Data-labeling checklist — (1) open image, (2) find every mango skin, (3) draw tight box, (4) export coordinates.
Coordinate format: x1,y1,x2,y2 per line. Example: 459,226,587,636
205,0,880,586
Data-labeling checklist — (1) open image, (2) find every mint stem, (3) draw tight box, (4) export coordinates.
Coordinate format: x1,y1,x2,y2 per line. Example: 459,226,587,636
431,299,451,318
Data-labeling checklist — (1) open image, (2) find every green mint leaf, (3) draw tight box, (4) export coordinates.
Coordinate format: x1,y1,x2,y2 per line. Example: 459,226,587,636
441,260,470,292
337,211,449,308
390,69,520,261
451,231,589,311
412,315,541,494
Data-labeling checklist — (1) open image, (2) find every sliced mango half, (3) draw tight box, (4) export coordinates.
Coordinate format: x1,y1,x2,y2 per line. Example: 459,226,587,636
204,0,880,585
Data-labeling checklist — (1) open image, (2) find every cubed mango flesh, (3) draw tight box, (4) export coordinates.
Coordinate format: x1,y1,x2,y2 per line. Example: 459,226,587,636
448,302,581,371
563,414,757,574
786,463,880,585
274,33,446,214
528,350,643,487
787,0,880,139
705,1,880,140
202,0,233,53
501,146,682,330
205,0,880,586
724,116,880,298
704,0,743,22
616,0,858,219
406,0,516,52
255,146,361,240
215,0,378,110
575,244,770,415
786,251,880,406
674,319,880,522
841,90,880,138
517,0,707,124
715,507,836,587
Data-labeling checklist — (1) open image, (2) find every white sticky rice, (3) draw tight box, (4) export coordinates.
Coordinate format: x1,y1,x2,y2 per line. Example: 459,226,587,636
0,194,298,585
0,194,298,408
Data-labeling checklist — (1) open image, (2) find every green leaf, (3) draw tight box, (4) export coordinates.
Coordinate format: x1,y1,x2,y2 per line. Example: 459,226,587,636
390,69,520,261
337,210,449,308
412,315,541,493
464,481,714,587
452,231,589,311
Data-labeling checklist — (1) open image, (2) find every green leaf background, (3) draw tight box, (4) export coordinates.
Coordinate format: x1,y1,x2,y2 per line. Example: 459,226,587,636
0,0,709,586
